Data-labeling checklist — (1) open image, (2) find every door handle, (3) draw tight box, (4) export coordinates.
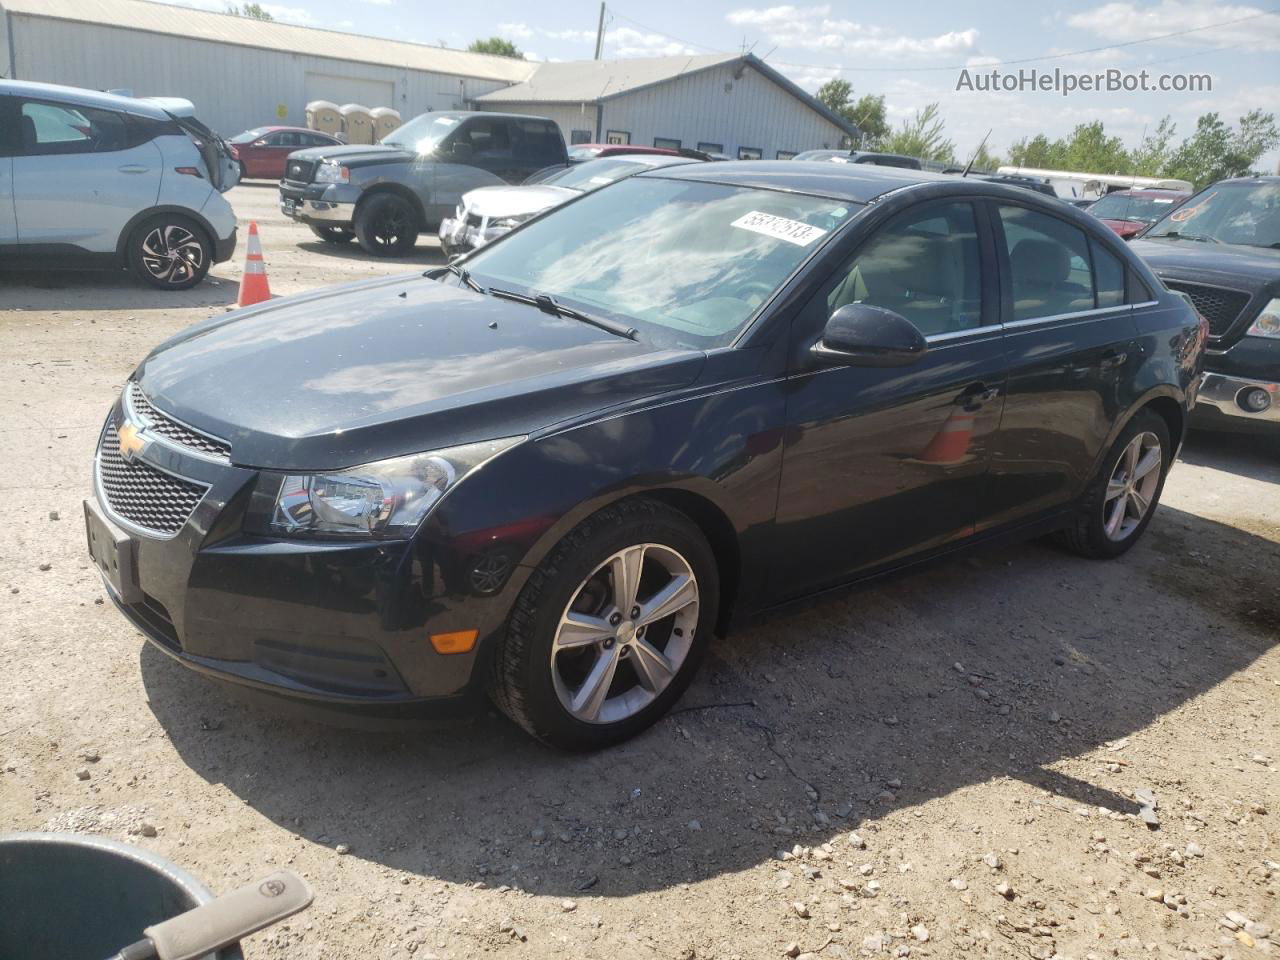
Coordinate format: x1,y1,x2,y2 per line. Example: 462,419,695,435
118,165,149,174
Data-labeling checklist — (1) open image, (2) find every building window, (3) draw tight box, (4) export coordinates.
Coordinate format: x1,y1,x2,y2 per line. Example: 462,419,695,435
570,129,592,144
654,137,681,150
697,141,723,154
776,150,798,160
738,146,762,160
605,129,631,145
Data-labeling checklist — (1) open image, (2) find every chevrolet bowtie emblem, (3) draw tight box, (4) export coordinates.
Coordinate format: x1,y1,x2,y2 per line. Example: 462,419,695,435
117,422,147,461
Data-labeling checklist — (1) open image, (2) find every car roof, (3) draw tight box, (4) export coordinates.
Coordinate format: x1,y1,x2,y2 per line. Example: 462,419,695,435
646,160,963,203
592,153,698,169
0,79,174,120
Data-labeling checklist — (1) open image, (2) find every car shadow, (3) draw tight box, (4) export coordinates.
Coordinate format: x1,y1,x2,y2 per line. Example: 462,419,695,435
294,240,448,268
0,269,240,311
1179,427,1280,483
139,505,1278,897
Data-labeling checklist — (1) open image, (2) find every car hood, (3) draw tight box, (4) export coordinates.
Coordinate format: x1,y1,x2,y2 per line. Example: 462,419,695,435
135,275,704,471
463,184,578,219
1099,218,1145,238
1130,237,1280,294
287,143,415,166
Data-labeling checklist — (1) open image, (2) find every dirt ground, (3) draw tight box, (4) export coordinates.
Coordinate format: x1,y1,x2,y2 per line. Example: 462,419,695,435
2,183,1277,960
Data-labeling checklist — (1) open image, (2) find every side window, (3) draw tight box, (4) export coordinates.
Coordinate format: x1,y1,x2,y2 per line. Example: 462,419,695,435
654,137,681,150
19,101,130,155
827,201,984,337
997,204,1095,322
464,119,512,159
1126,268,1153,304
1091,238,1126,308
516,120,563,165
570,129,592,145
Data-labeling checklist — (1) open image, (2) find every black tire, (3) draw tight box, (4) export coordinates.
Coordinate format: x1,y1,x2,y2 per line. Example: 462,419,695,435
237,160,247,182
1056,409,1171,559
353,193,419,257
310,224,356,244
126,214,212,290
489,498,720,750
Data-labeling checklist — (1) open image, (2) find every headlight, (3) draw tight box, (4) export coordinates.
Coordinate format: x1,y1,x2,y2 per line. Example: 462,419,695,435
266,437,522,538
1246,298,1280,339
314,159,349,184
489,213,534,232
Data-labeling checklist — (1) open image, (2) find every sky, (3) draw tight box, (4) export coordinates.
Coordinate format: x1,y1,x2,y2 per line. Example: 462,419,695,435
184,0,1280,169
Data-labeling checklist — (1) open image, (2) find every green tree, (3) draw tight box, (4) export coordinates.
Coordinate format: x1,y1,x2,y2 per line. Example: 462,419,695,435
815,78,888,148
467,37,524,59
226,2,273,19
1130,117,1177,176
1007,122,1130,174
1164,111,1280,186
964,140,1002,172
880,102,955,163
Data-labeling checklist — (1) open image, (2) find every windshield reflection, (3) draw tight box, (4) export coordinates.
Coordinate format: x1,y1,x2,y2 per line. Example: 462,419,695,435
1145,181,1280,248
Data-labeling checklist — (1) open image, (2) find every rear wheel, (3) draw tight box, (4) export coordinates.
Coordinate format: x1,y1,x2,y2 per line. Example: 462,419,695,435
310,224,356,244
126,215,212,290
353,193,418,257
489,499,719,750
1056,409,1170,559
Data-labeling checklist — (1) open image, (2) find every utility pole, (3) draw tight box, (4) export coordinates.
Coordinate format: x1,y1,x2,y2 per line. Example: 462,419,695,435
594,3,606,60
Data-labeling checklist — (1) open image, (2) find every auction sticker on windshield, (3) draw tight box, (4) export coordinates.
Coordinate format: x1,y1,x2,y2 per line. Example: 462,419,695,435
731,211,828,246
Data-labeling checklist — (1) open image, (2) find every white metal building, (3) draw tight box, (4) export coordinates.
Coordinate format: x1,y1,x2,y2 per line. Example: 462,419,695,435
0,0,535,135
476,53,857,158
0,1,856,154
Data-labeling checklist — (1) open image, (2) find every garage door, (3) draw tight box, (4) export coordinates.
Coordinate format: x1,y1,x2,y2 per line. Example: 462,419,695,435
304,73,395,109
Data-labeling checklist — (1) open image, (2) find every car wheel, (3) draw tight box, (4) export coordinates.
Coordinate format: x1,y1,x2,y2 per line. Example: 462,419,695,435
126,215,212,290
353,194,419,257
489,498,719,750
237,160,247,182
310,224,356,244
1057,409,1171,559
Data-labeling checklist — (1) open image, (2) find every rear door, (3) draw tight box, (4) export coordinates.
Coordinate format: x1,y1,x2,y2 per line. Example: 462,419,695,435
12,97,161,253
261,130,302,179
772,198,1008,599
461,117,522,182
979,201,1140,529
513,119,567,181
0,96,16,248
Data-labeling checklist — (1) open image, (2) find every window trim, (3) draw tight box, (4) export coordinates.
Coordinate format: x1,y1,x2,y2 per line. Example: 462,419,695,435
605,129,631,145
776,150,798,160
737,146,763,160
697,141,724,154
653,137,682,150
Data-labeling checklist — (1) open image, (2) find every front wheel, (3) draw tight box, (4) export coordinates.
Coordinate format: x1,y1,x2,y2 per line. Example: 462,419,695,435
1056,409,1171,559
353,194,418,257
489,499,719,750
126,215,212,290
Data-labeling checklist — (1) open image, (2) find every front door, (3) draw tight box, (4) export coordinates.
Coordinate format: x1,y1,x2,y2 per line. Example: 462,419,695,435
12,98,161,253
979,202,1140,530
773,199,1008,600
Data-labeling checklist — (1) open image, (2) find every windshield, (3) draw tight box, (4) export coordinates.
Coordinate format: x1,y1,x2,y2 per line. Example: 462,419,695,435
381,113,462,153
568,146,603,160
463,176,856,348
1145,181,1280,247
1090,193,1184,224
229,127,268,143
543,158,674,192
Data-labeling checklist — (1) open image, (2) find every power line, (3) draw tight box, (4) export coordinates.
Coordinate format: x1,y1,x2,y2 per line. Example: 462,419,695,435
609,5,1279,74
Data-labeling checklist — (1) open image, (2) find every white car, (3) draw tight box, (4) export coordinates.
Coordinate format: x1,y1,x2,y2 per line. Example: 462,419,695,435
439,153,698,258
0,80,240,289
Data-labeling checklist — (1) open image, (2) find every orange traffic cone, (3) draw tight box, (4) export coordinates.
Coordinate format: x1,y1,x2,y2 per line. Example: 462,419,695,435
919,406,977,464
237,221,272,307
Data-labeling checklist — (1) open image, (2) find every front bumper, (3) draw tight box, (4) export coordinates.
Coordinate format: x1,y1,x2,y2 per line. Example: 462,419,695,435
438,216,506,257
279,180,356,225
1194,371,1280,425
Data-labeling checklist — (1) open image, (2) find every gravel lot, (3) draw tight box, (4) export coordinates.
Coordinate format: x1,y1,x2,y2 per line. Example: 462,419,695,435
2,183,1278,960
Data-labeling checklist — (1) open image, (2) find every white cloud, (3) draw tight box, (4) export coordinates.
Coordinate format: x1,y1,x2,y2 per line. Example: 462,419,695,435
1067,0,1280,52
356,0,392,5
258,4,314,24
497,21,535,40
965,55,1000,67
727,4,979,57
604,26,698,58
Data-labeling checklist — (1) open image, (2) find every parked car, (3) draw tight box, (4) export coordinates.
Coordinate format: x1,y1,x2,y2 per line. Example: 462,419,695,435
793,149,923,170
278,111,568,255
1088,188,1191,240
439,153,697,258
1130,176,1280,432
0,79,239,289
88,163,1202,749
228,125,343,180
567,143,682,162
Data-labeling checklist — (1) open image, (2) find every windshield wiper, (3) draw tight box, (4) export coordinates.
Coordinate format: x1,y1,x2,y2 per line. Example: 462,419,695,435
489,287,637,340
1158,231,1220,244
438,262,483,293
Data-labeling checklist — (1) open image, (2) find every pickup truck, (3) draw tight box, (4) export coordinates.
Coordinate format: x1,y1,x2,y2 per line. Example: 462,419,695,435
278,111,567,257
1130,176,1280,433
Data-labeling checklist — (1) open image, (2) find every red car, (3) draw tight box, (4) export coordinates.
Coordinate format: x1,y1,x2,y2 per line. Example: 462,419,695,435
227,126,343,180
1088,188,1191,240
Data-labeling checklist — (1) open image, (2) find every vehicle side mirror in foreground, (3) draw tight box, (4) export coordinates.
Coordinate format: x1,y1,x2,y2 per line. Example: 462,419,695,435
811,303,927,367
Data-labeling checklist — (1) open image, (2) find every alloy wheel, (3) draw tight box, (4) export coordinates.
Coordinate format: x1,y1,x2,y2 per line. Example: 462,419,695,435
1102,431,1162,541
140,224,205,285
550,543,700,724
372,208,408,249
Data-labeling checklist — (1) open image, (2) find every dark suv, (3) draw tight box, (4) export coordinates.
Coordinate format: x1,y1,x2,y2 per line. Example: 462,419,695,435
1130,177,1280,432
279,111,567,256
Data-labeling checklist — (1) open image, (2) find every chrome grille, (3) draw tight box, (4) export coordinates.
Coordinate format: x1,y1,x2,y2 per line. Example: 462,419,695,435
98,420,207,536
1161,281,1252,338
285,159,315,182
127,381,231,461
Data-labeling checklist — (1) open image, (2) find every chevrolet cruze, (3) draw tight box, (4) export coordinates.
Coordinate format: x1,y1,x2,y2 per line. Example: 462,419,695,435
87,162,1205,749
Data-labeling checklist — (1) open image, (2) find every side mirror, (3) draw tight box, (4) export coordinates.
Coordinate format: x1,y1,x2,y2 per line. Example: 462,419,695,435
253,139,268,147
811,303,927,367
450,141,474,160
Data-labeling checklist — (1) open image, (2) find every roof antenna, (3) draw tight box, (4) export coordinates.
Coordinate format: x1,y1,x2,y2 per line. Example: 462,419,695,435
961,128,992,178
